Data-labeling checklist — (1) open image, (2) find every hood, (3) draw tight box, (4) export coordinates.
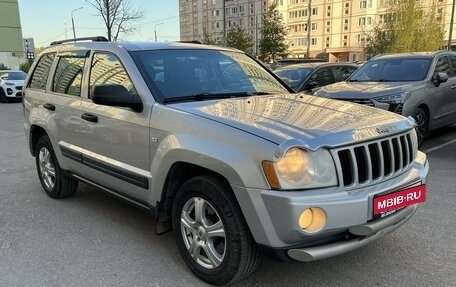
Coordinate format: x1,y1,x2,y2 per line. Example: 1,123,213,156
316,81,422,100
170,94,414,150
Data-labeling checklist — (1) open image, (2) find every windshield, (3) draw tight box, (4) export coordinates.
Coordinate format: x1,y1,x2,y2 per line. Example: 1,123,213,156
0,71,27,80
134,49,288,102
274,68,313,89
348,58,431,82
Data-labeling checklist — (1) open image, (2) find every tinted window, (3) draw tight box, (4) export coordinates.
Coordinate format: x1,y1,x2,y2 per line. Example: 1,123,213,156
89,53,136,99
52,56,86,96
349,58,431,82
29,54,55,90
134,50,288,102
331,65,357,82
434,56,451,78
274,68,314,89
308,68,332,87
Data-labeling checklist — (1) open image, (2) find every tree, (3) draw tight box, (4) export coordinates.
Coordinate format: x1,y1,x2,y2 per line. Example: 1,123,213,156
86,0,144,41
365,0,444,56
226,26,254,55
201,26,217,45
259,0,288,62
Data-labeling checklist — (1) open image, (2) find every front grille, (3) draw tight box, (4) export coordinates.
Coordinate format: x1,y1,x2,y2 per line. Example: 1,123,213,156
16,86,22,90
331,131,416,188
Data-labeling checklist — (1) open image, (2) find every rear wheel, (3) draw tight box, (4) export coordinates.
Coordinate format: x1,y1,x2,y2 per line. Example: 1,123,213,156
35,135,78,198
413,108,428,147
172,176,260,285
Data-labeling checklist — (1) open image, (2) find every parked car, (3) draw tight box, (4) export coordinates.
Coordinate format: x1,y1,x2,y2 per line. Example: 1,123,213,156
0,69,26,102
314,51,456,146
24,37,428,285
274,62,358,93
273,58,326,69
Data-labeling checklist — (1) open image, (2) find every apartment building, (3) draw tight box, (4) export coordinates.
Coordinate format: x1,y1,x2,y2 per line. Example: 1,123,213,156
180,0,456,62
0,0,25,68
179,0,267,54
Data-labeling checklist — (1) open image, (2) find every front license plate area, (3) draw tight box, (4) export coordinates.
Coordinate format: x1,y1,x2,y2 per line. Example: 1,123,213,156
373,185,426,216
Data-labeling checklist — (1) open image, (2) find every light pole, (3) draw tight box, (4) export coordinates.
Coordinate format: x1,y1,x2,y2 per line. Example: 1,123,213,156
71,6,83,40
154,23,164,42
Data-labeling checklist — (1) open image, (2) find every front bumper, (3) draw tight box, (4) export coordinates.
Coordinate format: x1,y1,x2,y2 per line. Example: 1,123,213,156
232,151,428,261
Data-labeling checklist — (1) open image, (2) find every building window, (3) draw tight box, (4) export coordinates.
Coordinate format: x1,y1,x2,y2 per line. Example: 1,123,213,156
312,7,318,15
360,0,372,9
311,22,317,31
311,38,317,46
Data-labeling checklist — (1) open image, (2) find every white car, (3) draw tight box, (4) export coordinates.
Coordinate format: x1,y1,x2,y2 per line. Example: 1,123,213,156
0,70,27,103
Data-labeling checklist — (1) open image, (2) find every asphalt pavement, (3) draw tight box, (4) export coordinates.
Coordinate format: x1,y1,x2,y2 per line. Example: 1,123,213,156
1,102,455,287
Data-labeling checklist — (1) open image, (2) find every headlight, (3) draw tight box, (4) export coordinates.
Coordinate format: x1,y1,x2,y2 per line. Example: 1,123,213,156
374,92,410,104
5,82,15,86
262,147,338,190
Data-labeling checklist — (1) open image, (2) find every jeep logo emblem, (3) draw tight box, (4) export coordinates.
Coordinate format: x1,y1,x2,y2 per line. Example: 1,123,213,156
376,127,391,135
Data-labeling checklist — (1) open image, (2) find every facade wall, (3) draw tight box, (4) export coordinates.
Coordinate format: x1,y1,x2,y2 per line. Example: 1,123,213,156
180,0,456,62
180,0,266,54
0,0,24,68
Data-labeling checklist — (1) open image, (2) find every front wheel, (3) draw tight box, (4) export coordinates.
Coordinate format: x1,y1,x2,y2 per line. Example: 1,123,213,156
172,176,260,285
413,108,428,147
35,135,78,198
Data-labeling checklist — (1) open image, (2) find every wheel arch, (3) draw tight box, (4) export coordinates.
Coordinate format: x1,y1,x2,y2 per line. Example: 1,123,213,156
29,124,49,156
155,160,239,233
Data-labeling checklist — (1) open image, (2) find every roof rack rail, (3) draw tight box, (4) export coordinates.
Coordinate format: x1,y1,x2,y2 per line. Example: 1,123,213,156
50,36,109,46
175,40,202,44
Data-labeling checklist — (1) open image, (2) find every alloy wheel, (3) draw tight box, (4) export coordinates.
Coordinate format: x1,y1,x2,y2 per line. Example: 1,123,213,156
180,197,226,269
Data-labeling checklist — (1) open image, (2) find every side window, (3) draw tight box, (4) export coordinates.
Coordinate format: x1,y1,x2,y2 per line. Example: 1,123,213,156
434,56,451,79
52,56,86,96
448,55,456,77
308,68,332,87
28,53,55,90
89,52,136,99
332,66,357,82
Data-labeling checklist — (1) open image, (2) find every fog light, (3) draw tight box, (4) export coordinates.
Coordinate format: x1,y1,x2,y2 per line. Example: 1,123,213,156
7,88,13,95
298,207,326,233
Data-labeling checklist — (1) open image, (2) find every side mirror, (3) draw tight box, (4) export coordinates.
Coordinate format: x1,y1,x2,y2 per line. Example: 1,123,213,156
92,84,143,112
433,72,449,87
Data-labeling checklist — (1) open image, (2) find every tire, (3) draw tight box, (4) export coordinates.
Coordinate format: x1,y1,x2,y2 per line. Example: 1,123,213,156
35,135,78,198
413,108,429,147
172,176,260,285
0,89,6,103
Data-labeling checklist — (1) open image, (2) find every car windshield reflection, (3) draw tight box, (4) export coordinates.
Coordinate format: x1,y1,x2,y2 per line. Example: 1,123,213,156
134,50,289,102
348,58,431,82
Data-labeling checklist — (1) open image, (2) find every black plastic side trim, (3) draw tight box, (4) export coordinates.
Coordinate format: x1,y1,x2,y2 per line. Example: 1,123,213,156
82,155,149,189
60,145,83,163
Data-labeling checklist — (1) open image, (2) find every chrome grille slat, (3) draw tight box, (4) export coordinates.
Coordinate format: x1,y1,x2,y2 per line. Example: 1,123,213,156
331,131,416,189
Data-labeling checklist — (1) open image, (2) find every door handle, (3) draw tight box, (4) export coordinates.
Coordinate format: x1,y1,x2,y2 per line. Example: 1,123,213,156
450,85,456,89
81,113,98,123
43,103,55,111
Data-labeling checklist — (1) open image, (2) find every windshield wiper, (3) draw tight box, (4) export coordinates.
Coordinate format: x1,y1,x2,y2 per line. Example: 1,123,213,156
164,92,254,103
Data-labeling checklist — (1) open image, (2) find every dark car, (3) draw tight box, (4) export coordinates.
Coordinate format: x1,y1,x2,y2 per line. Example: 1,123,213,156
274,62,358,93
314,51,456,146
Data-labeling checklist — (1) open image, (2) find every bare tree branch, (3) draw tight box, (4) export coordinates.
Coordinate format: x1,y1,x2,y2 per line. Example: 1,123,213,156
86,0,144,41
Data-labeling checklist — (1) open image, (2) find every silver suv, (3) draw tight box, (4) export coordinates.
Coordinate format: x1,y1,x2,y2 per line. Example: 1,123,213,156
315,51,456,146
23,38,428,285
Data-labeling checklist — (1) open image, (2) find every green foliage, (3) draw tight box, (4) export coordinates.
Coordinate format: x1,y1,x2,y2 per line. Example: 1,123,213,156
19,59,34,73
226,26,254,55
201,27,218,45
259,0,288,62
365,0,445,56
0,63,10,70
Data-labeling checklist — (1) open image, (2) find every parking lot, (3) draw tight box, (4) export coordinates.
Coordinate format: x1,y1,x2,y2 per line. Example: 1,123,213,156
1,101,455,287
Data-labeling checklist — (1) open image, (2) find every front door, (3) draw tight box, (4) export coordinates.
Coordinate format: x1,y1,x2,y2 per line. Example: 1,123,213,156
80,52,151,202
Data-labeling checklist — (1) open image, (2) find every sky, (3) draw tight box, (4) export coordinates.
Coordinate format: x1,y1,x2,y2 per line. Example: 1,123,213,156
18,0,181,47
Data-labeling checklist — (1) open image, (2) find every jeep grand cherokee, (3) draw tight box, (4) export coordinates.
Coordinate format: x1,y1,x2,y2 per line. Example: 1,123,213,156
23,37,428,285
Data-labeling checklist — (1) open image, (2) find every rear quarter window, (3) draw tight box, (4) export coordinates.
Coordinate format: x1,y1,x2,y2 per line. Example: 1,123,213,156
28,53,56,90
